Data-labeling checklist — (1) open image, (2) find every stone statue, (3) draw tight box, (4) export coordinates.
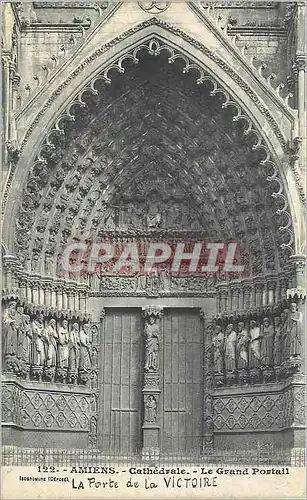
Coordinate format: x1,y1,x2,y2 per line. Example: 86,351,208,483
58,319,69,369
19,314,32,365
32,313,45,366
3,301,20,358
68,323,80,370
273,316,282,367
144,395,157,423
225,324,237,371
288,302,302,358
146,197,162,228
79,323,92,370
44,318,58,368
249,320,262,368
90,370,98,390
144,316,160,372
212,325,224,373
237,322,249,369
261,317,275,367
281,308,290,363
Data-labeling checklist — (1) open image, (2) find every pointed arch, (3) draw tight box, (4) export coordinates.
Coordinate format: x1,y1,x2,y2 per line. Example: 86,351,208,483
2,18,304,256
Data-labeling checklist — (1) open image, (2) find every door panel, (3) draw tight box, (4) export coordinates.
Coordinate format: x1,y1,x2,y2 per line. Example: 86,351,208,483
99,308,143,454
161,309,203,454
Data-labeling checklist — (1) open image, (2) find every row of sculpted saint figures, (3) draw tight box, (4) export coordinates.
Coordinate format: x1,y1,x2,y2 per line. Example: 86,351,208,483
2,300,97,385
211,302,303,386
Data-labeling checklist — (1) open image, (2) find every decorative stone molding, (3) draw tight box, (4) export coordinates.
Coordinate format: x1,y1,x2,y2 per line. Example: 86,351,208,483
33,2,108,8
2,380,91,432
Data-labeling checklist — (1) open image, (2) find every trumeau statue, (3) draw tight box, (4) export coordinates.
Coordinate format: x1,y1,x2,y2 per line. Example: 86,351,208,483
144,315,160,372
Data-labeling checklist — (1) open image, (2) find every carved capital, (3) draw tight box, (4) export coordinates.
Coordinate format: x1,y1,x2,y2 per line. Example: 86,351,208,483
287,254,306,298
142,305,164,319
266,275,278,289
2,255,19,270
295,52,306,72
230,285,240,296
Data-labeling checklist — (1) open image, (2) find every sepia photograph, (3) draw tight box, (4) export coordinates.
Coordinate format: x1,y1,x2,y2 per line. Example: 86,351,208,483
1,1,306,498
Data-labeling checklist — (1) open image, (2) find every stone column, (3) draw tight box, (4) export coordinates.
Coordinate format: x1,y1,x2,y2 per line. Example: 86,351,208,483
55,287,63,310
279,276,289,300
79,286,88,313
238,286,244,310
266,276,277,305
141,306,163,461
286,258,306,378
2,54,11,143
19,277,27,302
2,255,18,292
62,290,68,311
292,0,306,177
243,282,253,309
219,286,228,312
32,281,39,305
43,280,53,308
230,286,239,311
254,279,265,307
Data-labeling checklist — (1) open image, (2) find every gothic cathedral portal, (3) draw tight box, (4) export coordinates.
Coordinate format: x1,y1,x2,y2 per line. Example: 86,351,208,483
1,1,305,463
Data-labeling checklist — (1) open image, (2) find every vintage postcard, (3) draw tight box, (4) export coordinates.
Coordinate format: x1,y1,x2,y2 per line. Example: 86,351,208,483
1,0,306,498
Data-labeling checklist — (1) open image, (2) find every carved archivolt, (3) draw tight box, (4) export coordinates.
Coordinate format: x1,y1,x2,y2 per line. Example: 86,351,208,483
11,34,296,283
17,18,290,152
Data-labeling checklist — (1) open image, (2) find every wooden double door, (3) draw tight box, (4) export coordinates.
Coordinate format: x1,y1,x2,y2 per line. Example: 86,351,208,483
98,308,203,455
